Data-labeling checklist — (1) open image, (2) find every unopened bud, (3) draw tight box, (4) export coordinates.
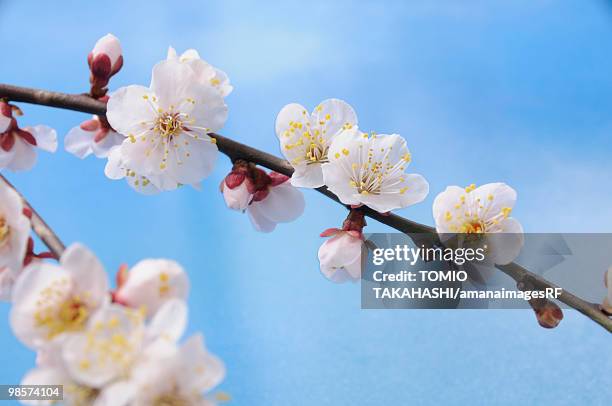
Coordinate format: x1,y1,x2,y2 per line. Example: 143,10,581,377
88,34,123,95
221,177,252,211
532,299,563,329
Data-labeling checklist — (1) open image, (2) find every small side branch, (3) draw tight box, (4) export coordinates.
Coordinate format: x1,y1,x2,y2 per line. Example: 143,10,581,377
0,174,66,258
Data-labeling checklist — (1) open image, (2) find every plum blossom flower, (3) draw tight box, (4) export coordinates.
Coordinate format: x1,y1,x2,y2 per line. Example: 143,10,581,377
318,210,367,283
65,114,123,159
432,182,524,265
276,99,357,188
113,259,189,318
601,266,612,315
246,171,305,232
61,304,146,389
0,101,57,172
167,47,233,98
322,127,429,213
106,57,227,189
99,333,225,406
0,181,31,301
88,34,123,96
10,244,109,349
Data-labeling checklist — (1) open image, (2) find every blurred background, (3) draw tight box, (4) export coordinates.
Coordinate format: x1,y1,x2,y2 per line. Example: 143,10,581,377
1,0,611,404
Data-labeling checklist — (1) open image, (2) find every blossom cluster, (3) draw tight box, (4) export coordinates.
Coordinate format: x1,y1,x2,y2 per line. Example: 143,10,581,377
0,179,224,405
0,33,608,383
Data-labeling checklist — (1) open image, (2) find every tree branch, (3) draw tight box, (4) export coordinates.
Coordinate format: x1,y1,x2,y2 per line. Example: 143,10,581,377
1,83,610,333
0,174,66,259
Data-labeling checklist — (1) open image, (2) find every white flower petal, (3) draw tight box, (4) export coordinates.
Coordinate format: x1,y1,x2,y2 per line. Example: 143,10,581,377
94,380,136,406
92,130,124,158
150,59,199,110
5,137,36,171
62,305,144,388
486,218,524,265
146,298,188,343
60,243,109,308
29,125,58,153
255,182,305,223
472,183,517,221
115,259,189,317
65,126,95,159
313,98,358,140
360,173,429,213
432,186,465,234
92,34,122,66
106,85,157,136
166,135,218,184
222,181,251,211
246,203,277,233
321,162,361,207
290,165,325,188
20,366,70,406
318,232,365,283
178,334,225,393
10,262,72,348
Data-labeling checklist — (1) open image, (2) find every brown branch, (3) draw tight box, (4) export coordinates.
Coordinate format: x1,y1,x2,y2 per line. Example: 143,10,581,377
1,83,610,333
0,174,66,259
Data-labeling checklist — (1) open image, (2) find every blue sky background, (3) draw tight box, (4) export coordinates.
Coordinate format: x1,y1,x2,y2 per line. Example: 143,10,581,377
1,0,612,404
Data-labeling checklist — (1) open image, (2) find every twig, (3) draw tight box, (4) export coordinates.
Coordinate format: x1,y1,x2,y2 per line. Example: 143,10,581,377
0,174,66,258
1,83,610,333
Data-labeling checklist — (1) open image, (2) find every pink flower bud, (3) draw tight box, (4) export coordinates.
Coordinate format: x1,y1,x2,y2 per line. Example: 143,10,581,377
318,231,367,283
88,34,123,91
532,300,563,329
221,177,252,211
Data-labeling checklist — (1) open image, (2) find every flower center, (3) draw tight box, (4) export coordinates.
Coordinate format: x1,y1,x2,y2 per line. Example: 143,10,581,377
462,220,485,234
34,287,89,340
306,141,328,164
0,215,10,248
155,112,183,139
346,146,411,196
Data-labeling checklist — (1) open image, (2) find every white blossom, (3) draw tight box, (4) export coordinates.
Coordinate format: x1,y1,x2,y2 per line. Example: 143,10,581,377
318,230,366,283
99,334,224,406
432,182,524,265
276,99,357,188
0,182,30,301
106,57,227,190
322,127,429,213
60,304,145,389
10,244,109,349
0,102,57,172
114,259,189,318
247,173,305,232
65,116,123,159
167,47,233,97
